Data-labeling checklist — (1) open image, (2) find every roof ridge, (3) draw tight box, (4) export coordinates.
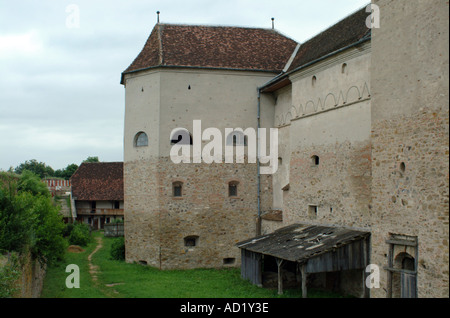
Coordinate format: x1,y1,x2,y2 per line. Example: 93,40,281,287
157,23,164,65
157,22,274,30
297,3,369,44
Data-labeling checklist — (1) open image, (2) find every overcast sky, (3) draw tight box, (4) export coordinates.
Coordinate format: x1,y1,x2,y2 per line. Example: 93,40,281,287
0,0,369,171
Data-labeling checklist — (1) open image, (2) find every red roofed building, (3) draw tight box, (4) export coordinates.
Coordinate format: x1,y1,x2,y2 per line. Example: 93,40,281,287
70,162,124,229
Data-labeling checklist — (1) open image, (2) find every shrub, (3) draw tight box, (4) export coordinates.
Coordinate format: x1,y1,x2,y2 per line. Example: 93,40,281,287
0,253,21,298
110,237,125,261
62,223,74,238
68,223,92,247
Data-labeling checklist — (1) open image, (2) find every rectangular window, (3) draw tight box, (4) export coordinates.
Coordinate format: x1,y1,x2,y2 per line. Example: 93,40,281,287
308,205,318,218
229,183,238,197
173,182,183,197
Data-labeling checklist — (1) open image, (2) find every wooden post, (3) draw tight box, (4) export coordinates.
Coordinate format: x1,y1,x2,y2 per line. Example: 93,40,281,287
386,242,394,298
300,263,307,298
276,258,284,295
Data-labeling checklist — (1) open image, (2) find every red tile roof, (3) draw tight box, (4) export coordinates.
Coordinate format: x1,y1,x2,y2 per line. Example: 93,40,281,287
286,7,370,73
121,24,298,82
70,162,123,201
261,7,370,92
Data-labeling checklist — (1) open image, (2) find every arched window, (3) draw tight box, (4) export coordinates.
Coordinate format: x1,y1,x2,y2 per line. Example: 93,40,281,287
173,181,183,197
170,128,192,145
228,181,239,197
134,132,148,147
312,75,317,87
311,155,320,166
341,63,348,74
226,131,247,146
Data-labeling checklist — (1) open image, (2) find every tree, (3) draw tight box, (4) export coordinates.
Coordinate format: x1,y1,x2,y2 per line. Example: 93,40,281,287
0,171,66,265
14,160,54,179
54,163,79,180
83,156,99,163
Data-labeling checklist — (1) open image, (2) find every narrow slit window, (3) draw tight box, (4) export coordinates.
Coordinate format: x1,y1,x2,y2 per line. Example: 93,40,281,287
308,205,318,218
228,181,238,197
173,182,183,197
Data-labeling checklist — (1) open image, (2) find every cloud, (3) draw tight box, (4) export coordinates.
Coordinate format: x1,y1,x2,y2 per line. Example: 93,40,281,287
0,0,369,171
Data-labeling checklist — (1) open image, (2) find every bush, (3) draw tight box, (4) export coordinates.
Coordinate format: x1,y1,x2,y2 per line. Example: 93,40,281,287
68,223,92,247
0,171,66,266
110,237,125,260
62,223,74,238
0,253,21,298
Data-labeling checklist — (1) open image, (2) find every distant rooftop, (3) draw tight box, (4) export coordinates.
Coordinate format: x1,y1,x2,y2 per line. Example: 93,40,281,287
70,162,123,201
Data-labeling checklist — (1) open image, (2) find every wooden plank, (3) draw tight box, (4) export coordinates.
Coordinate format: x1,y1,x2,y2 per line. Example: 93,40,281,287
300,263,307,298
385,239,417,247
276,258,284,295
386,243,394,298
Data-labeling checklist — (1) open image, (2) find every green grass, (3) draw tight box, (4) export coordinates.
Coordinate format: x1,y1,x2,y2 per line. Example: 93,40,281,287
41,231,348,298
41,234,107,298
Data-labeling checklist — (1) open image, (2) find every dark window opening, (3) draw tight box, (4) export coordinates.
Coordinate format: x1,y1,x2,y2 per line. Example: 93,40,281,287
311,155,320,166
226,132,247,146
308,205,318,218
184,236,199,247
223,258,235,265
114,201,120,209
173,182,183,197
228,182,238,197
171,129,193,145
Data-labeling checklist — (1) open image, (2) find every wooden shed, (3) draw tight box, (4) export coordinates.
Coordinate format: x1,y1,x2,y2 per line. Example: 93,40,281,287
237,223,371,297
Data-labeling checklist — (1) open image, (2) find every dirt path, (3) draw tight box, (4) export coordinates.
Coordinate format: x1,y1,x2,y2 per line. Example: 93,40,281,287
87,235,121,297
88,236,102,282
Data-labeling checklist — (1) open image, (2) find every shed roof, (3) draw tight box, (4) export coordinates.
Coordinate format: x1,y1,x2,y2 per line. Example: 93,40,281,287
121,23,298,83
70,162,123,201
237,223,370,263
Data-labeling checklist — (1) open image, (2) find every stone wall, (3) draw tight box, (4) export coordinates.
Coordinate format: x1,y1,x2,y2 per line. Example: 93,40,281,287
370,0,449,298
124,157,270,269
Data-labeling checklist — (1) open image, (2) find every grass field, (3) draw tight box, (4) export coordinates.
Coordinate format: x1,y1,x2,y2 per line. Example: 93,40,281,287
41,231,346,298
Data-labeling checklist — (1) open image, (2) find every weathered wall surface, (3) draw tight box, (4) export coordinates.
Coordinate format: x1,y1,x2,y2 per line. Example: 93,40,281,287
370,0,449,298
283,100,372,228
123,69,275,269
270,43,372,230
157,159,259,269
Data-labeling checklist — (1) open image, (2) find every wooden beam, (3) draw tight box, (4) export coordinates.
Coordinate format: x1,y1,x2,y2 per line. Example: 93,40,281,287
276,258,284,295
300,263,307,298
386,242,394,298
